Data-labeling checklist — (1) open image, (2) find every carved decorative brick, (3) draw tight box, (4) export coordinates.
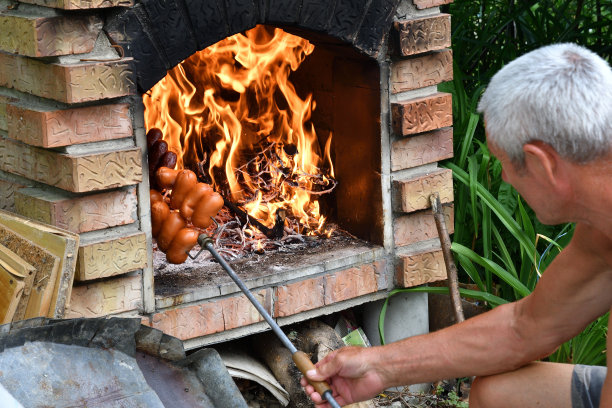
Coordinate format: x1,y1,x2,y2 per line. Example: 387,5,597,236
0,53,134,103
413,0,453,9
0,179,27,212
0,137,142,192
220,291,267,331
15,187,137,233
391,127,453,171
396,248,447,287
395,14,451,56
0,14,102,57
392,92,452,136
393,168,453,213
65,273,142,318
324,261,382,304
76,231,147,281
275,276,326,317
391,49,453,93
6,103,132,148
17,0,133,10
394,204,454,247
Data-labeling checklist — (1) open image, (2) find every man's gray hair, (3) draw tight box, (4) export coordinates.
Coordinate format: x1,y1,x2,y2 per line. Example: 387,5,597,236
477,43,612,164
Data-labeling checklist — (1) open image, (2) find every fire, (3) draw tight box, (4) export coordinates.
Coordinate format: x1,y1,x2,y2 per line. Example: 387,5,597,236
144,25,335,236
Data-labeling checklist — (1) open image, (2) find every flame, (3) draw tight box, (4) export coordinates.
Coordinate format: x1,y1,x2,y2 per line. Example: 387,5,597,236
144,25,335,235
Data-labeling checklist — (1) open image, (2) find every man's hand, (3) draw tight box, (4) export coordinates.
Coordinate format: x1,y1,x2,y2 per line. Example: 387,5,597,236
300,346,387,407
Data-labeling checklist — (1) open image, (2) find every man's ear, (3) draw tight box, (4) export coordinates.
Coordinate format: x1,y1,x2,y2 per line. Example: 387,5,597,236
523,142,571,192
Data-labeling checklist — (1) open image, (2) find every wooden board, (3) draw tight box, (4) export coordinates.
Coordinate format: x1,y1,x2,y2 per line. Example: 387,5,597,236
0,210,78,318
0,224,59,319
0,262,25,323
0,242,35,321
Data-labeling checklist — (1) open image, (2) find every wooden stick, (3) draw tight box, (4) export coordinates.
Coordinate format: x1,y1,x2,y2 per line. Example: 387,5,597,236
430,192,465,323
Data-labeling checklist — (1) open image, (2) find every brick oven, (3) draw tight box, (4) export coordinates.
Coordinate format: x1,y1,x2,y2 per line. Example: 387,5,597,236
0,0,454,348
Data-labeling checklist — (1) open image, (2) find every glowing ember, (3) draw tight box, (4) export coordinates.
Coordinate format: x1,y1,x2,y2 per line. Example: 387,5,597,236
144,25,336,237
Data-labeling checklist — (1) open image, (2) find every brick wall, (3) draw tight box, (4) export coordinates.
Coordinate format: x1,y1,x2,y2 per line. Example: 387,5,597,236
0,0,454,345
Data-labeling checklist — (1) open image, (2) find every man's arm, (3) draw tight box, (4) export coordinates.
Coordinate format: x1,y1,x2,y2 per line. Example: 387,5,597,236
305,224,612,405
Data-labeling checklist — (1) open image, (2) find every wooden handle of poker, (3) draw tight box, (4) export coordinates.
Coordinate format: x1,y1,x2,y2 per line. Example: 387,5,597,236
292,350,333,396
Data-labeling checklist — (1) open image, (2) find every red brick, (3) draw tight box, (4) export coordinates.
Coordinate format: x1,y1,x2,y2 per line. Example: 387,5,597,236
15,187,137,233
220,290,269,330
0,52,134,104
413,0,453,9
391,49,453,94
395,14,451,56
274,276,325,317
393,168,453,213
324,261,383,304
0,14,102,57
396,248,447,287
394,204,454,247
391,127,453,171
392,92,452,136
7,103,132,148
150,302,224,340
0,137,142,193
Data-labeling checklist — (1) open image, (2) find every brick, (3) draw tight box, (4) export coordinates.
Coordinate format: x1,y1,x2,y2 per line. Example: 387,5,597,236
391,127,453,171
0,52,134,104
391,92,452,136
394,204,454,247
17,0,133,10
396,248,447,287
391,49,453,93
395,14,451,56
0,179,27,212
0,14,102,57
413,0,453,9
150,290,269,340
0,137,142,193
6,103,132,148
324,261,382,304
65,273,142,318
76,231,147,281
15,187,137,233
0,95,13,131
393,168,453,213
275,276,325,317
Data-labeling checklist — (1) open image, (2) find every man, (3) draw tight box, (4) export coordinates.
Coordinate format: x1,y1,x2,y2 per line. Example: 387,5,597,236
302,43,612,407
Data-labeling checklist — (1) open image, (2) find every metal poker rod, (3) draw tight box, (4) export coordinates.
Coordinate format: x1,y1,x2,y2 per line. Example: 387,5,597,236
197,234,342,408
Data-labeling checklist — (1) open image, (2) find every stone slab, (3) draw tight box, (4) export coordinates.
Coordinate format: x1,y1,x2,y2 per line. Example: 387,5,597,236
14,186,137,233
0,137,142,192
6,103,132,147
0,13,102,57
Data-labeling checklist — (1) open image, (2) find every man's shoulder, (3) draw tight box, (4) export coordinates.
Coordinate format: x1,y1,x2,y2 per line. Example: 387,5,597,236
568,223,612,263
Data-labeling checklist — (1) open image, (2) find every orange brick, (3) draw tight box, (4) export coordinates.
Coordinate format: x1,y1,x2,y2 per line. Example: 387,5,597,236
393,168,453,213
413,0,453,9
15,187,137,233
0,52,134,104
395,14,451,57
65,273,142,318
0,137,142,192
396,248,447,287
275,276,325,317
220,290,270,330
324,261,383,304
0,14,102,57
150,302,224,340
391,127,453,171
394,204,454,247
391,49,453,93
7,103,132,148
392,92,452,136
